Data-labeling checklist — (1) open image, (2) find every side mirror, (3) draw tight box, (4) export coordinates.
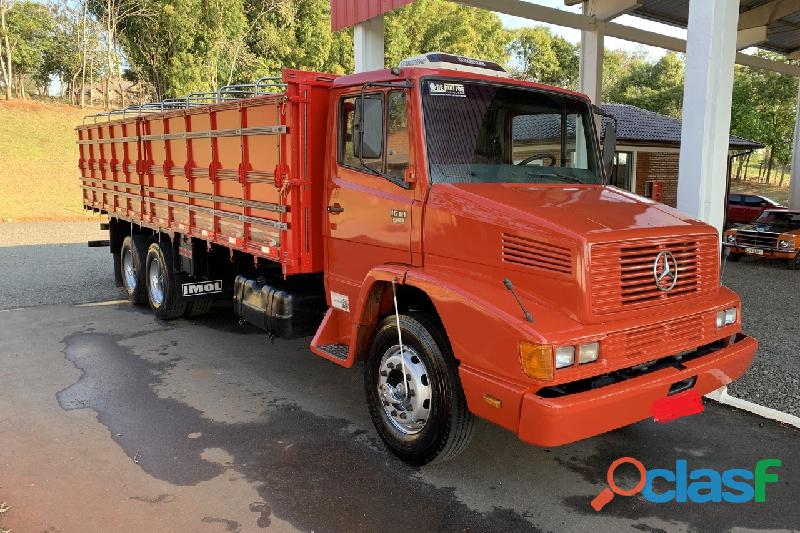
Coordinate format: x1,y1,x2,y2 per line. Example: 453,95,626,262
354,96,383,160
602,119,617,180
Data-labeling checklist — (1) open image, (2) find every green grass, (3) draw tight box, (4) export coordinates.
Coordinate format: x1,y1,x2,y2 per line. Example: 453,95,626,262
0,99,100,221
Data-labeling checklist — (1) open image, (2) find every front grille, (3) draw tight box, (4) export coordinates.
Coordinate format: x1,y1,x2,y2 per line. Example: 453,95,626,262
590,235,718,315
502,233,572,275
734,230,779,249
606,313,714,360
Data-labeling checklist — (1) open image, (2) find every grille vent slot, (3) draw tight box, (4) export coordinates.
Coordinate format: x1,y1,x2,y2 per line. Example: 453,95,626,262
502,233,572,275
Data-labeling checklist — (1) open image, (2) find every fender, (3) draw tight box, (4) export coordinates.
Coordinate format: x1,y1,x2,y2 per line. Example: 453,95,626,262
350,264,572,383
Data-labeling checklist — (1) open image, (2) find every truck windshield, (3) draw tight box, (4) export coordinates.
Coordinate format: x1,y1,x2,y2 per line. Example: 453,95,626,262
755,211,800,231
421,79,602,185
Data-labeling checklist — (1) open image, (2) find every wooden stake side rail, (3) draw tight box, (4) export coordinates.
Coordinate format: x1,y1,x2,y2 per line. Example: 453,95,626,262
76,69,337,276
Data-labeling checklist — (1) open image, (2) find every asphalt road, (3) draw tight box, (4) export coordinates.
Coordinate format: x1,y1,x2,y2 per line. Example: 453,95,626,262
722,254,800,416
0,221,119,309
0,221,799,532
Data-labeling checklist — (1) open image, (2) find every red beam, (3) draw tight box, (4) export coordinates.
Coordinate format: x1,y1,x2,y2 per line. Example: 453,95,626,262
331,0,414,31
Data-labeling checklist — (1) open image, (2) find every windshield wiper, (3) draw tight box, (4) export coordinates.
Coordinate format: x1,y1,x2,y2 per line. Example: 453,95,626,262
524,171,584,184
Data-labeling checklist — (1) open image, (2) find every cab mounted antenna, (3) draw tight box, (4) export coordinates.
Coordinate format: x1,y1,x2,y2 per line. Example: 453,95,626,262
503,278,533,323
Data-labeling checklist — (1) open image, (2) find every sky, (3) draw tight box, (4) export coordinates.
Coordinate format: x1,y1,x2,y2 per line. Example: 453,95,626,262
496,0,688,60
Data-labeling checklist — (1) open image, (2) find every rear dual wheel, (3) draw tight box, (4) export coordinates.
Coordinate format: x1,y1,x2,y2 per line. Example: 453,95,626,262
145,241,187,319
120,235,150,304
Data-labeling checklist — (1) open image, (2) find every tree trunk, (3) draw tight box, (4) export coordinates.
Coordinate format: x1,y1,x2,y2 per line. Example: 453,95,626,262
779,165,786,187
80,0,88,108
1,2,12,100
766,155,774,183
744,153,751,180
104,0,113,111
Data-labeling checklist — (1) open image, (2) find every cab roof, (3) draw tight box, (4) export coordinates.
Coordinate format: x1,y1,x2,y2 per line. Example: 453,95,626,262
332,67,591,102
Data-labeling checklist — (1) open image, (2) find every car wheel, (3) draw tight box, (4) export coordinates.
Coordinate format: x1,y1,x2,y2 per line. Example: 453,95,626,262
727,253,743,262
788,252,800,270
364,313,474,466
145,241,187,319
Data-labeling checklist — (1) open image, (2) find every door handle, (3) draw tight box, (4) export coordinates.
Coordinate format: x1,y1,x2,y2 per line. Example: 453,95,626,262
327,203,344,214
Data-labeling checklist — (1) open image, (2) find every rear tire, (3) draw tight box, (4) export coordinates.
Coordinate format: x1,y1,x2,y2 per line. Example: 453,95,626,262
364,313,474,466
120,235,149,304
145,241,187,319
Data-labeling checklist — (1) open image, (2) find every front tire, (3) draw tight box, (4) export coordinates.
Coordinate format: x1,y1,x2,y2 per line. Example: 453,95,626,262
365,313,474,466
145,241,187,319
788,252,800,270
727,252,743,262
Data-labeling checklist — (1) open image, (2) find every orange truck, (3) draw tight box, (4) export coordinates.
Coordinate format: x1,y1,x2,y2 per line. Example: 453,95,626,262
77,53,757,465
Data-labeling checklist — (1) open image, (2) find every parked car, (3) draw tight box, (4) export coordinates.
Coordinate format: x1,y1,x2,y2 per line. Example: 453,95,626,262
724,209,800,269
727,193,785,225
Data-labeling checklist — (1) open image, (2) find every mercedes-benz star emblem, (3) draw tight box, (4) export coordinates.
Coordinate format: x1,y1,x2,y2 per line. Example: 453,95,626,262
653,250,678,292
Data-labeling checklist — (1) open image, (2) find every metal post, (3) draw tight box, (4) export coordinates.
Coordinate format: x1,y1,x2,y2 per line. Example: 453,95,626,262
789,84,800,209
354,16,385,73
579,2,604,105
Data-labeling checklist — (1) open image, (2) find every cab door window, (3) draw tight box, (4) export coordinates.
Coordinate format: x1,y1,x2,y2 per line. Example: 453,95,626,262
385,90,409,179
338,91,409,179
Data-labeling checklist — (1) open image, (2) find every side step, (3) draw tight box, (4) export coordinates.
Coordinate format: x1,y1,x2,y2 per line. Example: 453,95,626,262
316,343,349,360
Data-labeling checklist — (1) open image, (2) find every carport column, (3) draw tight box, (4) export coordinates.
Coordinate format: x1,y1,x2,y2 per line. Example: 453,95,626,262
677,0,740,235
789,85,800,209
579,2,603,105
354,16,385,73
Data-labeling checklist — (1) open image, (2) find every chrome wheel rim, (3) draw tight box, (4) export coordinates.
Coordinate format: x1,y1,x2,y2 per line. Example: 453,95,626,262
122,248,137,292
148,257,165,306
377,345,432,435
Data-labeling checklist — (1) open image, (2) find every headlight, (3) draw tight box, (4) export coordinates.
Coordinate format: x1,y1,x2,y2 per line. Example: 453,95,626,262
780,240,794,249
717,307,737,327
555,346,575,368
725,234,737,244
578,342,600,363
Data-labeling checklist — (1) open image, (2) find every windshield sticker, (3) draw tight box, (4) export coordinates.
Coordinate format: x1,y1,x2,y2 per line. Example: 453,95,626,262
429,81,466,97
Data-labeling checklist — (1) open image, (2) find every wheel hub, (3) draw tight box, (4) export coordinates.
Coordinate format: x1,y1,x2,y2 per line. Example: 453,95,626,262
148,258,165,306
122,248,137,291
377,346,432,435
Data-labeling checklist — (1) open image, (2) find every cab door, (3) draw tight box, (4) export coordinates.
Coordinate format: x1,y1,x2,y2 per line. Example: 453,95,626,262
325,89,415,312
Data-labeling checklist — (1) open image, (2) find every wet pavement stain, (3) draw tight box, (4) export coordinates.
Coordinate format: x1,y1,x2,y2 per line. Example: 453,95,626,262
58,332,539,532
201,517,242,532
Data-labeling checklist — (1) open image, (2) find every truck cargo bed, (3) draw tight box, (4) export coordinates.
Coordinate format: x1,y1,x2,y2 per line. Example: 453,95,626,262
76,69,336,275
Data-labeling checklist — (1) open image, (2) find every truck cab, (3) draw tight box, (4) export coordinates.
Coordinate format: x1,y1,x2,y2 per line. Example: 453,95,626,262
312,53,757,464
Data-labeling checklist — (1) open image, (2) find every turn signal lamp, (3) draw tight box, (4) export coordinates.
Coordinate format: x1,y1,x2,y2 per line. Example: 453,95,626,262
519,342,554,381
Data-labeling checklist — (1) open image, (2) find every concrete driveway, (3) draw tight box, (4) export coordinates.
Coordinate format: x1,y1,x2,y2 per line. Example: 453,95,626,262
0,223,798,532
0,301,797,533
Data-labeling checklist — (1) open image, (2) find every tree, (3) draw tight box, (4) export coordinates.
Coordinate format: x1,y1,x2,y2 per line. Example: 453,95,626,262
509,26,578,89
0,0,14,99
384,0,511,68
604,51,685,118
730,52,799,182
3,1,57,99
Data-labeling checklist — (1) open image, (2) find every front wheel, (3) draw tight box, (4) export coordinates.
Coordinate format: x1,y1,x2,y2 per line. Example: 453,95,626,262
788,252,800,270
364,313,474,466
727,252,743,262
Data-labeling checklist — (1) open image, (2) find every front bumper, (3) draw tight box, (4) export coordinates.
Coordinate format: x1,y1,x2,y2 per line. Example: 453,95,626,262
725,244,796,259
516,333,757,446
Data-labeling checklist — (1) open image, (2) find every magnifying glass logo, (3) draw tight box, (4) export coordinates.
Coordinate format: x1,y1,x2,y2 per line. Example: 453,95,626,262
591,457,647,512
